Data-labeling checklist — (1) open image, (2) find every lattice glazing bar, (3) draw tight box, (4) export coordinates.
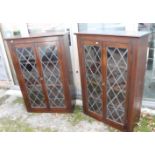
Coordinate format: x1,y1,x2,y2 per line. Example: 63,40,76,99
106,47,128,124
84,45,103,114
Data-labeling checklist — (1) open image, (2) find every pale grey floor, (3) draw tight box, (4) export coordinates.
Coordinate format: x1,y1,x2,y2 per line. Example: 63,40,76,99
0,89,112,132
0,88,155,131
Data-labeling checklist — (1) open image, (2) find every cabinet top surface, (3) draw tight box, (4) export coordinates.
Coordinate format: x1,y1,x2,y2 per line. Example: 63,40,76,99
5,32,68,40
75,30,149,38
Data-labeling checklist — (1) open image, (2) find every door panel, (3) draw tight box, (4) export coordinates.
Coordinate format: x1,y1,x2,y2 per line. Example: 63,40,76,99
14,44,47,108
36,42,65,108
105,44,129,125
82,41,103,118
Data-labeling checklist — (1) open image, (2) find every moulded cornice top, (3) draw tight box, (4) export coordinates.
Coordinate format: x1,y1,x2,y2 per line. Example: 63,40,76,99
75,30,150,38
5,32,68,40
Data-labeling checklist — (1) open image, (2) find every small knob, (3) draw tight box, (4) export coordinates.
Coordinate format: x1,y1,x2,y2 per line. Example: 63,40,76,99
95,42,99,44
40,77,43,81
102,82,105,86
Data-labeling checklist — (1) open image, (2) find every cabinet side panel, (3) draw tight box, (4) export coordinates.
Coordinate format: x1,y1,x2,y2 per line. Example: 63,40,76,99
128,36,148,131
63,34,75,100
58,35,73,111
76,36,88,114
134,36,148,123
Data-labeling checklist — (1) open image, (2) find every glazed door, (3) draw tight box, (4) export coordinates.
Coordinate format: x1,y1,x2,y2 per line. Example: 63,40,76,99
13,43,48,110
104,43,130,128
80,40,104,120
36,42,66,109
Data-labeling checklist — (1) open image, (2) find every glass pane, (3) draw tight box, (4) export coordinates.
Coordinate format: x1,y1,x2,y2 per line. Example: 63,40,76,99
139,23,155,104
106,47,128,124
84,45,103,114
143,48,155,101
15,47,46,108
38,44,65,108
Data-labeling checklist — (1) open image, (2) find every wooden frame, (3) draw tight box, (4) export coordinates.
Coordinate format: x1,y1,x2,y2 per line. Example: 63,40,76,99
76,32,149,131
103,42,131,131
78,40,103,121
6,33,74,113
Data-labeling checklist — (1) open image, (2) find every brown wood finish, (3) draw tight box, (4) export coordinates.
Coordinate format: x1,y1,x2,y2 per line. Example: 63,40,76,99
59,35,75,111
6,33,74,113
34,42,50,109
102,43,107,119
63,34,75,102
57,37,72,112
103,42,131,131
75,32,149,131
77,38,103,121
7,42,33,111
127,36,149,131
76,37,87,114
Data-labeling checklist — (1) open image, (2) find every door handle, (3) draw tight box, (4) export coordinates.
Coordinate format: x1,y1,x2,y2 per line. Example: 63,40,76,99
102,82,105,86
40,77,44,81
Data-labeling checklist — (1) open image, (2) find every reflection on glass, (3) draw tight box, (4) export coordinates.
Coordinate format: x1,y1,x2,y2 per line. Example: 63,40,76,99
138,23,155,106
106,47,128,124
84,45,102,114
15,47,46,108
38,44,65,108
143,50,155,101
